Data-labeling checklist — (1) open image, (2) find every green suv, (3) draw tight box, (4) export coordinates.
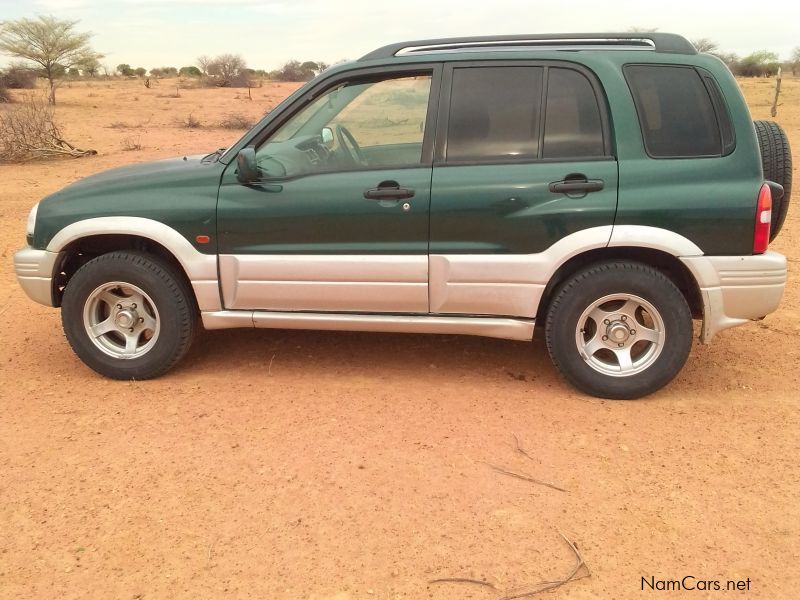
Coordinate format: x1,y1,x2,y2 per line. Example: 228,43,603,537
14,33,792,399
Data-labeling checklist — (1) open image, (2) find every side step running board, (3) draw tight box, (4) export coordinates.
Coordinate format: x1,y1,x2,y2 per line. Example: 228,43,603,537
201,310,534,342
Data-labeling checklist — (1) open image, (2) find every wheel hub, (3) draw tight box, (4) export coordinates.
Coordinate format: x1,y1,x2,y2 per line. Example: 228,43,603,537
114,307,139,329
606,320,632,344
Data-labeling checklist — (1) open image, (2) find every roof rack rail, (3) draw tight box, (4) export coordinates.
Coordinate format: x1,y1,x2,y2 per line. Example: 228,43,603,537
359,33,696,61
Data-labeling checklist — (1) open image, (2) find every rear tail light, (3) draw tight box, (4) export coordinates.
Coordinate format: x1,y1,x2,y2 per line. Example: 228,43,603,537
753,184,772,254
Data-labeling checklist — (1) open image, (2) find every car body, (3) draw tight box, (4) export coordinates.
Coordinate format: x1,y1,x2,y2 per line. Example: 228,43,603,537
13,33,789,398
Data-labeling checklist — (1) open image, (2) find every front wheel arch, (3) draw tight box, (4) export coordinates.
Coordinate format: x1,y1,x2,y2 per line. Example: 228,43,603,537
53,234,195,309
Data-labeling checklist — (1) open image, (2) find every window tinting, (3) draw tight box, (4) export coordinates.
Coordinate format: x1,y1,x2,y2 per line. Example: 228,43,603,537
703,74,735,155
543,68,605,158
625,65,721,157
447,66,543,162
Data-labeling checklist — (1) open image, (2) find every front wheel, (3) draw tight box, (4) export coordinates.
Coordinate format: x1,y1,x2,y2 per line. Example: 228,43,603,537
545,261,692,399
61,251,197,380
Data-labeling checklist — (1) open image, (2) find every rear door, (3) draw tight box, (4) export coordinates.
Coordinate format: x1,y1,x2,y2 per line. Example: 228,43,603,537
429,62,618,317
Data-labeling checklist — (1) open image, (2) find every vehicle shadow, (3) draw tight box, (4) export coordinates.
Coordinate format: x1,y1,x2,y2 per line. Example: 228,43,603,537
179,326,563,387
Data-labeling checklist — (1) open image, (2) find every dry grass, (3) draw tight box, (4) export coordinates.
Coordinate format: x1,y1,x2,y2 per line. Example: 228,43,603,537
178,113,202,128
217,112,254,129
120,135,143,151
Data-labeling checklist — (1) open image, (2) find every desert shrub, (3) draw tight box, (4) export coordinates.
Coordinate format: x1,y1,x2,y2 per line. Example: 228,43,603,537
269,60,328,82
0,94,96,162
217,113,254,129
734,51,780,77
177,113,202,128
179,65,201,77
121,135,142,151
0,64,37,89
0,82,10,103
199,73,254,88
196,53,253,87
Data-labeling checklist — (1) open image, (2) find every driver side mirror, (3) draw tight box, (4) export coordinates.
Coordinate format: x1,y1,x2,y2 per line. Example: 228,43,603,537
236,147,258,184
321,126,334,148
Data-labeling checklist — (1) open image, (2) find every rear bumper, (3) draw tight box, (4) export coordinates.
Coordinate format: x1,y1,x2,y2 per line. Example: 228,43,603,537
13,246,58,307
681,251,787,343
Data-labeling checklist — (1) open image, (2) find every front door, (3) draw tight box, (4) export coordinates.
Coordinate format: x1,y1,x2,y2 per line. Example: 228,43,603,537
217,69,439,313
429,62,619,317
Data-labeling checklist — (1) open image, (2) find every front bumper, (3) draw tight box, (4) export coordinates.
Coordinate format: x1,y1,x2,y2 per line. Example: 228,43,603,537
13,246,59,307
681,251,787,343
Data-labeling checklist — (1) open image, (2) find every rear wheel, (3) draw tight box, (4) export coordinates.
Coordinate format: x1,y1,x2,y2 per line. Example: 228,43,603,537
61,251,197,379
753,120,792,240
545,261,692,399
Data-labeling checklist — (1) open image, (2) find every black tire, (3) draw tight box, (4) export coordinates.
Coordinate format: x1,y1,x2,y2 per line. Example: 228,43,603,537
545,261,692,400
753,120,792,241
61,251,197,380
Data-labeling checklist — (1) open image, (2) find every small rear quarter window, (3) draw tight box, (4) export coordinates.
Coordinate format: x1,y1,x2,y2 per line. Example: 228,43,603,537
624,65,722,158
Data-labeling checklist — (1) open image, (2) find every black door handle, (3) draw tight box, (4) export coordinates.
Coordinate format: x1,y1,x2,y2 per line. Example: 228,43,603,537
364,180,415,201
549,178,604,194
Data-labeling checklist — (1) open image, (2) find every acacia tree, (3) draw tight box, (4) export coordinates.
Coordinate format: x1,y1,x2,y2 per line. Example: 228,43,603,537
0,15,103,104
691,38,719,53
207,54,246,82
197,55,212,76
79,56,100,77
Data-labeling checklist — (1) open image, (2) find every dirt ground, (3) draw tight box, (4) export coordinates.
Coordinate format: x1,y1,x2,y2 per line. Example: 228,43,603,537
1,76,798,599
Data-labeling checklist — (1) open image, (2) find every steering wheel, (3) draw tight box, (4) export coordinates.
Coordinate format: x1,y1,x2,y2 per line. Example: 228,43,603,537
335,124,367,167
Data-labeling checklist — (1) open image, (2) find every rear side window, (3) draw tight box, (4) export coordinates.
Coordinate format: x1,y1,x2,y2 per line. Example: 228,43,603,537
543,68,605,158
625,65,722,158
702,73,735,155
447,66,543,162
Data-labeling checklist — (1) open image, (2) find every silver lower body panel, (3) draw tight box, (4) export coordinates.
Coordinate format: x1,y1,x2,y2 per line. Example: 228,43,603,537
201,310,535,342
681,251,787,343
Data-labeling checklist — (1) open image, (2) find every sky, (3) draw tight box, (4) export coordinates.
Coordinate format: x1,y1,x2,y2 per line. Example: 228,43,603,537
1,0,798,71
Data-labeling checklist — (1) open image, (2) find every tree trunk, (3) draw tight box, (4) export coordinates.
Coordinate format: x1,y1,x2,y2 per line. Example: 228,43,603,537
48,77,56,105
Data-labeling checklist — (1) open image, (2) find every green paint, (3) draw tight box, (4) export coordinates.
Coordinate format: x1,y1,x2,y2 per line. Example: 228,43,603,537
31,47,763,258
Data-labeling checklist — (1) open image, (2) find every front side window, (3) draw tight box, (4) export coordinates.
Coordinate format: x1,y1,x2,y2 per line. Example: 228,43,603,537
257,74,432,178
624,65,721,157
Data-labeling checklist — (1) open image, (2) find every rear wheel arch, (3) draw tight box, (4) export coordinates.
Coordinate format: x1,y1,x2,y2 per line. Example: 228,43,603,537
537,246,703,323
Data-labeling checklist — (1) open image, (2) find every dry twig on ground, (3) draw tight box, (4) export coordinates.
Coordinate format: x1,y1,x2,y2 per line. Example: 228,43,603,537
485,463,568,493
0,94,96,162
499,532,590,600
429,531,590,598
485,434,567,492
512,433,536,462
429,577,497,590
